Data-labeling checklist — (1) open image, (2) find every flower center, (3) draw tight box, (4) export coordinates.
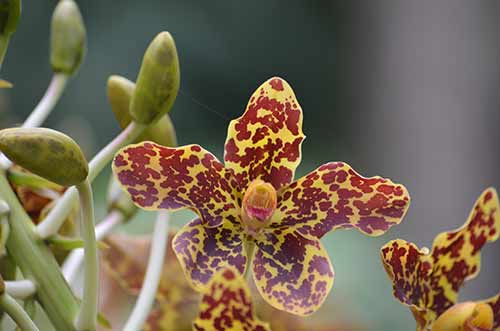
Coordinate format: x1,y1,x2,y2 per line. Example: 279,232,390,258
241,179,277,234
432,302,494,331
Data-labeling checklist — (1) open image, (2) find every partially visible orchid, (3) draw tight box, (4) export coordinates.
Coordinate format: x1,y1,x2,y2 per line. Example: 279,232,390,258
112,77,411,315
380,188,500,331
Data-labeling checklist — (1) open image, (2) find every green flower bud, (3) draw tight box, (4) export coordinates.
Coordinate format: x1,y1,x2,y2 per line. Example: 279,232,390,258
50,0,86,75
0,0,21,36
107,75,135,129
106,176,137,222
107,74,178,147
0,128,88,186
130,32,180,124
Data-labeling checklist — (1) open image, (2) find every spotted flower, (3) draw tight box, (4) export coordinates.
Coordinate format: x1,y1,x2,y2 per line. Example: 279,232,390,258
380,188,500,331
112,77,411,315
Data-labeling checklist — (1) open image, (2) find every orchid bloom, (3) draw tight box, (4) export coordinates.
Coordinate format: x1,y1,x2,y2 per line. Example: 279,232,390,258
112,77,411,315
381,188,500,331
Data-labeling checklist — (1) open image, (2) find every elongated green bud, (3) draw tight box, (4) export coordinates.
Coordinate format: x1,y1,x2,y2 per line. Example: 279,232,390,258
129,32,180,124
0,128,88,186
50,0,86,75
107,74,178,146
0,0,21,36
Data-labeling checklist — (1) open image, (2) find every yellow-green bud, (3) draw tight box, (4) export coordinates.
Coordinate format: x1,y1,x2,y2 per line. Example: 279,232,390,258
0,0,21,36
50,0,86,75
0,128,88,186
107,74,178,147
107,75,135,129
106,176,137,221
129,32,180,124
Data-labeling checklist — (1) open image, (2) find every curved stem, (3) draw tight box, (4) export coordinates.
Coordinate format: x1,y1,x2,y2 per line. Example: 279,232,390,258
123,211,169,331
5,280,36,300
23,74,69,128
36,122,146,239
0,293,40,331
62,210,124,285
74,180,98,331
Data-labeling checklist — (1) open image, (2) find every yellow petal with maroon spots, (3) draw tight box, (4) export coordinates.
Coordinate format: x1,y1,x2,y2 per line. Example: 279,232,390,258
193,267,271,331
428,187,500,317
380,239,435,330
113,142,240,227
272,162,410,240
172,218,247,291
252,228,334,316
224,77,305,191
481,293,500,331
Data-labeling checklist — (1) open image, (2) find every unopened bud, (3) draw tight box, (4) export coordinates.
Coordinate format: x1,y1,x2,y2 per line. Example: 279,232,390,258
0,0,21,36
107,74,177,146
241,179,277,234
107,75,135,128
129,32,180,124
0,128,88,186
106,176,138,221
50,0,86,75
432,302,494,331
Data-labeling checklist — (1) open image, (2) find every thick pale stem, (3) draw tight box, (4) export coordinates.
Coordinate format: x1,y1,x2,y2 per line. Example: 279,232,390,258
74,180,98,331
23,74,69,128
0,172,79,330
123,211,170,331
36,122,146,238
0,293,40,331
5,280,36,300
63,210,124,285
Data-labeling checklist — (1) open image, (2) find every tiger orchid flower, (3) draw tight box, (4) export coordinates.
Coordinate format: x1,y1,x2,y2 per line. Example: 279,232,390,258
380,188,500,331
112,77,411,315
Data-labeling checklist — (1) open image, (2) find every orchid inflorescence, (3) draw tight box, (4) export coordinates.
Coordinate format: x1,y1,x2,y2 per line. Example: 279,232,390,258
0,1,497,331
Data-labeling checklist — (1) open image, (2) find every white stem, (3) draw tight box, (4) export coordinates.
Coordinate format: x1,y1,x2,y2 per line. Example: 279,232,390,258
123,211,169,331
5,280,37,300
36,122,145,239
0,74,69,170
23,74,68,128
74,180,98,331
0,293,40,331
62,210,123,285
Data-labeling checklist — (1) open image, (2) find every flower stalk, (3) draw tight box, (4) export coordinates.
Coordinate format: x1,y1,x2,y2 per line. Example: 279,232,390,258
123,211,170,331
74,179,98,331
22,73,68,129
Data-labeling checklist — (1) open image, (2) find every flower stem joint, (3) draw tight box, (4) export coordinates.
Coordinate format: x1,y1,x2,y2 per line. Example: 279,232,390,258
241,179,277,235
50,0,86,75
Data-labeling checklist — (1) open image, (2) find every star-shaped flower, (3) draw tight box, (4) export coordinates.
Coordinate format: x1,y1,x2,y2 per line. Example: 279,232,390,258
112,77,411,315
380,188,500,331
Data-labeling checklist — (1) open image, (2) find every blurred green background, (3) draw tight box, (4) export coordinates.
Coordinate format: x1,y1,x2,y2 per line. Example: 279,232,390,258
2,1,500,330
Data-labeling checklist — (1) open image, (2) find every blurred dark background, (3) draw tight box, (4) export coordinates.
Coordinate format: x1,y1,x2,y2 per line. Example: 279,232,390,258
1,1,500,330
